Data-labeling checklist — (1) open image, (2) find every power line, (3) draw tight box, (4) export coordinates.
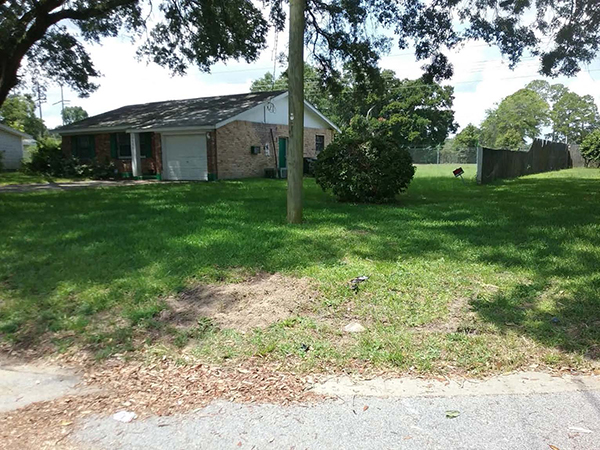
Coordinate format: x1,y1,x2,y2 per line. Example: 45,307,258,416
294,68,600,90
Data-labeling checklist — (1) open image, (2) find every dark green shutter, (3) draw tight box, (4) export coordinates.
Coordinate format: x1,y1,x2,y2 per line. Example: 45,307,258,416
140,133,152,158
110,134,118,158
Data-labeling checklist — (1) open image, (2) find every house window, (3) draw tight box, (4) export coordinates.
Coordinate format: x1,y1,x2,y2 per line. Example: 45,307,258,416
139,132,153,158
72,135,95,160
315,134,325,154
116,133,131,159
111,132,152,159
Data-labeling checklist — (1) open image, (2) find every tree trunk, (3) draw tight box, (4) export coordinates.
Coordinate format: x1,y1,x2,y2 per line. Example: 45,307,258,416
0,59,21,107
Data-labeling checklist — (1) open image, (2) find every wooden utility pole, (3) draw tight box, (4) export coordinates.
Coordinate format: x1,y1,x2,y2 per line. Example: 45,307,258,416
287,0,305,224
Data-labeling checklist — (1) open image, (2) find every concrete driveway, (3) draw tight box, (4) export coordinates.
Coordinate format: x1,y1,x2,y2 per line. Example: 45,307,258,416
0,180,161,193
0,357,83,413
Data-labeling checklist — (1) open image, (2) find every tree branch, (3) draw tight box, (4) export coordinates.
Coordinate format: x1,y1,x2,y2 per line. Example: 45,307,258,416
49,0,138,23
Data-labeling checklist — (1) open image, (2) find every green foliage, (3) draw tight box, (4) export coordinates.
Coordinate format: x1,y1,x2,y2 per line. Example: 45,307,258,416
250,65,334,123
0,94,46,138
61,106,89,125
24,136,116,179
23,136,66,176
520,80,600,145
139,0,268,75
580,130,600,167
0,0,267,104
314,116,415,203
3,1,600,109
526,80,568,104
440,124,480,163
378,79,457,148
452,124,479,162
480,89,549,150
550,92,599,144
250,72,288,93
453,124,480,150
250,67,458,139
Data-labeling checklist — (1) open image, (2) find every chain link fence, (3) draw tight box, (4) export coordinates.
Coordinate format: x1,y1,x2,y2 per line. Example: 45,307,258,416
407,146,478,165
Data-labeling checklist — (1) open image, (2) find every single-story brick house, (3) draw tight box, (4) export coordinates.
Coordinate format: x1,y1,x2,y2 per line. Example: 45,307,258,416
0,123,33,170
55,90,339,181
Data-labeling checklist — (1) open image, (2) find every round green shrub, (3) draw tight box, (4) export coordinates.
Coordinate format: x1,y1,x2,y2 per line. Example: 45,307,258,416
24,136,117,179
580,129,600,167
314,117,415,203
24,136,70,175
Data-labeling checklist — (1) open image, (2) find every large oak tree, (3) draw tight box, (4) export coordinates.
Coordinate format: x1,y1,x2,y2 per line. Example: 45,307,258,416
1,1,600,108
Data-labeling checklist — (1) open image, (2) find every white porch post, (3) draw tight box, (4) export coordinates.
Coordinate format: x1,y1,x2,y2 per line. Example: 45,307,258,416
130,132,141,178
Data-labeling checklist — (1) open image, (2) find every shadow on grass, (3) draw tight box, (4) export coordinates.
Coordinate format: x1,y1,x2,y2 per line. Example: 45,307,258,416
0,169,598,360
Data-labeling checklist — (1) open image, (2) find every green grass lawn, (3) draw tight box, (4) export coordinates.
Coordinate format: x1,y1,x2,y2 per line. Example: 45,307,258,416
0,171,77,186
0,164,598,374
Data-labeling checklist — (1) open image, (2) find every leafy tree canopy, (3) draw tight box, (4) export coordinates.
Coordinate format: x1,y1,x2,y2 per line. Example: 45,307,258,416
0,94,46,137
62,106,89,125
447,123,480,161
551,91,599,144
249,65,332,120
453,124,480,150
378,79,457,148
526,80,600,144
579,129,600,166
251,66,457,146
2,0,600,107
480,89,549,150
495,79,600,145
250,72,288,93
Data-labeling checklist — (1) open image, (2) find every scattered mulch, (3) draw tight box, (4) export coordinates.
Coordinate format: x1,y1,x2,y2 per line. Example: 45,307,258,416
160,272,319,331
0,358,320,450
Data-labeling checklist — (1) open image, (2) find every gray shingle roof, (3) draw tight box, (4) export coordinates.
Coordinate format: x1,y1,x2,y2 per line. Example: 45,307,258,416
55,90,286,133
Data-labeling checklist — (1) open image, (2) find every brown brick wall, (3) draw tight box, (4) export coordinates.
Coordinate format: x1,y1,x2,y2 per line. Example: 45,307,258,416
62,132,161,175
95,134,111,163
62,124,335,180
303,127,334,158
206,130,218,178
61,135,71,157
216,121,334,179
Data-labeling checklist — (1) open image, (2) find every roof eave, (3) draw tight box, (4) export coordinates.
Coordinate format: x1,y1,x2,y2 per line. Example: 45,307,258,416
0,123,33,139
215,91,289,129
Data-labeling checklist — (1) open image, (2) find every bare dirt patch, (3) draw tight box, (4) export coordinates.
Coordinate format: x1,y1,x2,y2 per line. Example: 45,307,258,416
414,296,478,334
159,273,319,331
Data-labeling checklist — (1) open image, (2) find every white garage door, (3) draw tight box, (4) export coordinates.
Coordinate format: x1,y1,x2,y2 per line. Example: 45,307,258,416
163,133,208,181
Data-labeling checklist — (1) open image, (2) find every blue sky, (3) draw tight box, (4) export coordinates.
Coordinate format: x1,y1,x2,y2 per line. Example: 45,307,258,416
41,23,600,133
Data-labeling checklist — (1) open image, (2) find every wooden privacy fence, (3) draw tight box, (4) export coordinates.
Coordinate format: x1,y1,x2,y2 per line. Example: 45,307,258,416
476,139,571,184
568,144,600,168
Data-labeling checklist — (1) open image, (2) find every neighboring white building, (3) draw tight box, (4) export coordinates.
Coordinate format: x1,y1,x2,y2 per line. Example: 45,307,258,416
0,123,33,170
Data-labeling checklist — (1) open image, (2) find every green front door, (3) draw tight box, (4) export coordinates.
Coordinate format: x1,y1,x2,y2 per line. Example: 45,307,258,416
278,137,287,169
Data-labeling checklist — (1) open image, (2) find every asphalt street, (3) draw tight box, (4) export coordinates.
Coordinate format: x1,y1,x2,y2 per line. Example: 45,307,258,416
74,389,599,449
